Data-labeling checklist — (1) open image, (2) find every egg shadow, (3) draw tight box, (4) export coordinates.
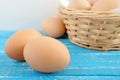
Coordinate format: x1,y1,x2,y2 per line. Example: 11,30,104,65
40,31,68,39
33,69,62,76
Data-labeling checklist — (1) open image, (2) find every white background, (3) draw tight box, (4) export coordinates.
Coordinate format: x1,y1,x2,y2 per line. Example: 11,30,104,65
0,0,60,30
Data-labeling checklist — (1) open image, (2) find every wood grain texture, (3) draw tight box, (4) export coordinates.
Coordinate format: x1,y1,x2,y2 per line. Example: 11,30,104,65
0,31,120,79
1,76,120,80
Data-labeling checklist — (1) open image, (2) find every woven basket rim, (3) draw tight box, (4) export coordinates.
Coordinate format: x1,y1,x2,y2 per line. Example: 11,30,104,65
59,6,120,18
60,5,111,12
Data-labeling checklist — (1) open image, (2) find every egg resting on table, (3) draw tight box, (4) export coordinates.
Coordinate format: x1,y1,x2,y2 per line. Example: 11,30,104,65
5,29,41,60
24,37,70,73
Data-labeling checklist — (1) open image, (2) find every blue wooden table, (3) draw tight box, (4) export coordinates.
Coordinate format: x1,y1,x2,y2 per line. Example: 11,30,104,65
0,31,120,80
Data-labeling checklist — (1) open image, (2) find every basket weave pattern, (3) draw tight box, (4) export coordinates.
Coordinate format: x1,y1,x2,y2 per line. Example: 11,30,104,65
59,6,120,50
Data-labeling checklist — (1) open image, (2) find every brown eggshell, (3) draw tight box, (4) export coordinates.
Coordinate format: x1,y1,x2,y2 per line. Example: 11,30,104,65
41,17,65,38
68,0,91,10
5,29,41,60
24,37,70,73
91,0,120,11
87,0,97,5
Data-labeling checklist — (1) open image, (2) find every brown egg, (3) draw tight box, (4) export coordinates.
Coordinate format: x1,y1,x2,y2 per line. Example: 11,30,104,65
5,29,41,60
87,0,97,5
91,0,120,11
68,0,91,10
24,37,70,73
41,17,65,38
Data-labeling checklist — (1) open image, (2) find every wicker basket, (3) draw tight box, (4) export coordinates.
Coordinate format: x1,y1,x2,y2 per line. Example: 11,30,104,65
59,6,120,50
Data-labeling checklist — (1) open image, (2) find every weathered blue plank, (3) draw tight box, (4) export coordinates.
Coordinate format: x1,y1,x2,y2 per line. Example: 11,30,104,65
43,76,120,80
0,76,120,80
1,31,120,79
1,40,120,76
